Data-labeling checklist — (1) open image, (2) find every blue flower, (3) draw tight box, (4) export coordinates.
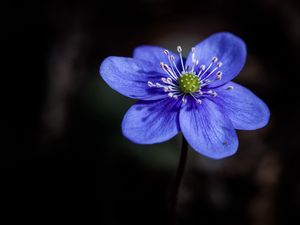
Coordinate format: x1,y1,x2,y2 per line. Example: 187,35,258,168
100,32,270,159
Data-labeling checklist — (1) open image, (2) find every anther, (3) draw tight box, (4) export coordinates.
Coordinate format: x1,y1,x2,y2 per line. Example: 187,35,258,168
169,55,175,61
164,49,169,55
177,46,182,53
212,56,218,63
197,65,206,76
196,99,202,104
191,47,195,53
156,82,163,87
147,81,155,87
216,71,222,80
166,77,172,83
217,62,223,67
168,93,174,98
177,45,186,73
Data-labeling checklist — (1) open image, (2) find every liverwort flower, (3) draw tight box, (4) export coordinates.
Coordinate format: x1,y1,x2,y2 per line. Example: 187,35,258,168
100,32,270,159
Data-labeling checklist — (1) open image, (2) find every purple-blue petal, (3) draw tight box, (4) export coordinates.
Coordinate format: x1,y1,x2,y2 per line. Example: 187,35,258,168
122,98,181,144
179,98,238,159
213,82,270,130
186,32,247,87
100,56,167,100
133,45,181,71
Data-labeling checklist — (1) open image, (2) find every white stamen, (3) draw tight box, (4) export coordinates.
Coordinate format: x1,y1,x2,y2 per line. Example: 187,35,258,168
155,82,163,88
160,62,177,81
147,81,155,87
191,93,202,104
177,46,185,73
191,47,196,69
197,65,206,76
199,56,218,80
186,65,190,73
205,90,217,97
161,77,167,83
169,55,181,76
191,58,198,73
204,67,219,80
182,95,187,104
152,46,226,105
166,77,172,84
166,56,177,78
216,71,222,80
173,93,183,99
177,46,182,52
160,78,177,88
168,86,179,91
212,56,218,63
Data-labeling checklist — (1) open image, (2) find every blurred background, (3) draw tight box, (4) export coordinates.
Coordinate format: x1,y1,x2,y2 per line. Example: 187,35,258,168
2,0,300,224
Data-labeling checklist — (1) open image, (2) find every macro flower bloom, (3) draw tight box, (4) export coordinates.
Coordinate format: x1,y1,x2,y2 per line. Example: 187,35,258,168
100,32,270,159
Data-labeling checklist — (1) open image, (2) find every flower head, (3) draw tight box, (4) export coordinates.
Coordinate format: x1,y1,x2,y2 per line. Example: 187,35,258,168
100,32,270,159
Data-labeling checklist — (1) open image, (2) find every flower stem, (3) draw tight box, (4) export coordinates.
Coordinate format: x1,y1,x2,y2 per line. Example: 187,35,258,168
170,135,189,224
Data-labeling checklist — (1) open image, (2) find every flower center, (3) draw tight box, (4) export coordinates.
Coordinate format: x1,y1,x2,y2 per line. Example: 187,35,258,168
147,46,234,104
178,73,200,93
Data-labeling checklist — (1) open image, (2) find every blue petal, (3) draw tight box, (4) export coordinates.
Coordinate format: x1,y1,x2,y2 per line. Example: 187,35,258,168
133,45,181,70
213,82,270,130
122,98,181,144
100,56,167,100
179,98,238,159
186,32,247,87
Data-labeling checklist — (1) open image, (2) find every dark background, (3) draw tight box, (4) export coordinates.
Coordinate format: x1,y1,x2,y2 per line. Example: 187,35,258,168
2,0,300,224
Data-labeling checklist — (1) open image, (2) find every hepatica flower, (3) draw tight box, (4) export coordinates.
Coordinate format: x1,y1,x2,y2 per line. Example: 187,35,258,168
100,32,270,159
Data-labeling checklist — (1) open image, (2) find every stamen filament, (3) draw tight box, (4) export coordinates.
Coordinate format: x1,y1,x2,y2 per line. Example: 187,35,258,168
170,55,182,76
177,46,186,73
150,47,224,105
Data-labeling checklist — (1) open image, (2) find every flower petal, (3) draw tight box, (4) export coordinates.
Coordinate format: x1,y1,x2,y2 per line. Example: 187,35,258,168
122,98,181,144
186,32,247,87
133,45,181,70
213,82,270,130
100,56,167,100
179,98,238,159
